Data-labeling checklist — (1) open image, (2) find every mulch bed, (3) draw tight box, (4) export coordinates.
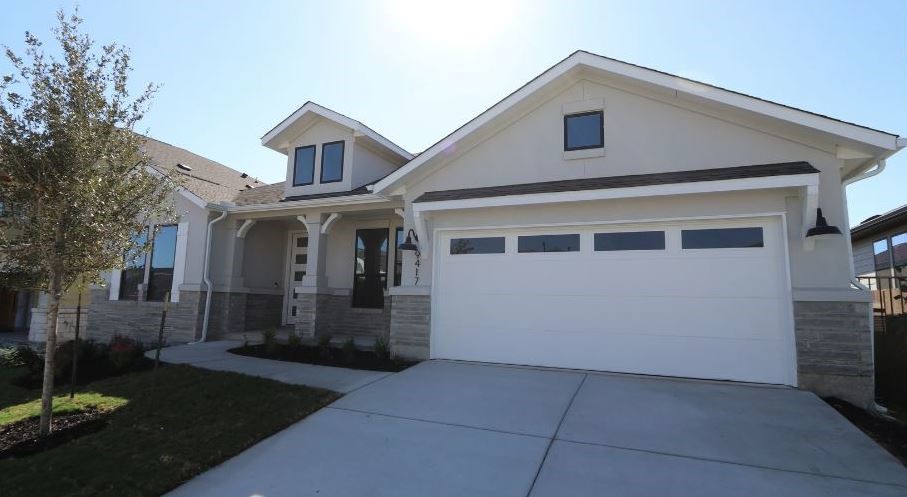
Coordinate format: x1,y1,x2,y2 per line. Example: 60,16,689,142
230,344,416,372
825,397,907,467
0,408,109,459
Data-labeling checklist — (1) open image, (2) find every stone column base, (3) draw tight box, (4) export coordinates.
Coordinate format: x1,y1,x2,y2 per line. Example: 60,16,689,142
794,300,874,408
389,294,430,360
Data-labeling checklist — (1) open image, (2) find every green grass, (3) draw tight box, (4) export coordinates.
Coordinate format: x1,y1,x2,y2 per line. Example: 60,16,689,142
0,364,339,497
0,390,127,425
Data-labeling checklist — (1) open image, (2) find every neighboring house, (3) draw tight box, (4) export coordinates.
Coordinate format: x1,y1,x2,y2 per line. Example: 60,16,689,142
0,179,37,337
853,204,907,278
84,50,904,407
851,204,907,322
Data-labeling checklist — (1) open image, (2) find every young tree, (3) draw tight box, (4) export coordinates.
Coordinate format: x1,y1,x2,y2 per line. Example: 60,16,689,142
0,10,173,435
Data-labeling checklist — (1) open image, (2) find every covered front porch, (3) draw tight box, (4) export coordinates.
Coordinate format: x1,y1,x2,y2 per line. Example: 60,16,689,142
209,200,407,344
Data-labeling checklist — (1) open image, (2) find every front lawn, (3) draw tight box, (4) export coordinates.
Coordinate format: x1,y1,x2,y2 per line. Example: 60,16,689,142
0,363,338,497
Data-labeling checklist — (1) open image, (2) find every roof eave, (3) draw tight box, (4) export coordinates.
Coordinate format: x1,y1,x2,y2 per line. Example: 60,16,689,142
226,192,392,213
373,50,902,195
260,102,412,160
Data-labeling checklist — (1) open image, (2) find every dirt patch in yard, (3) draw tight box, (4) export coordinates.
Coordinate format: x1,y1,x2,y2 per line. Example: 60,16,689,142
0,408,109,459
825,397,907,467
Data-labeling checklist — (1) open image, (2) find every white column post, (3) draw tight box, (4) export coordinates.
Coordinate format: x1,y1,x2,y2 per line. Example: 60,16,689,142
298,214,327,290
170,221,189,302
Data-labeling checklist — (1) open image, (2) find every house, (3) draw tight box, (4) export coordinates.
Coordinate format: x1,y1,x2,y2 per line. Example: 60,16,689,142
2,136,260,343
851,204,907,324
85,50,904,408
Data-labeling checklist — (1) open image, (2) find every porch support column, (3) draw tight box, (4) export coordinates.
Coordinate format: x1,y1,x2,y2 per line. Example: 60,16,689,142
222,220,246,290
296,214,328,339
297,215,327,289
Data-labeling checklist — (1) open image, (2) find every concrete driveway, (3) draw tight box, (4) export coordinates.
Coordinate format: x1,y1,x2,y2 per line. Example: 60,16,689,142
166,360,907,497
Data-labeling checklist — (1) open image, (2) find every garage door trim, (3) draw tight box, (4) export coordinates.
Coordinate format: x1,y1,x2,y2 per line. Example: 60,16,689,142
428,212,797,386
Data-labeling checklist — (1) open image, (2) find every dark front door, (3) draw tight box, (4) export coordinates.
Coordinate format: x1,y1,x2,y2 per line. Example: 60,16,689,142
0,288,17,332
353,228,389,308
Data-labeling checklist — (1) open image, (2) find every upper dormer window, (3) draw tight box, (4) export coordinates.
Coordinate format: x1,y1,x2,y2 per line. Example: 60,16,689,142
564,111,604,151
293,145,316,186
320,140,345,183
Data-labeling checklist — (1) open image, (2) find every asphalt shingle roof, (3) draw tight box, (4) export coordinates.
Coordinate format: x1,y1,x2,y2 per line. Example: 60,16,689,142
141,136,261,204
413,162,819,203
851,203,907,241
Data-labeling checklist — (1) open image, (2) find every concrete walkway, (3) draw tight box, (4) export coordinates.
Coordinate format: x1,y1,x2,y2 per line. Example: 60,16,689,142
165,360,907,497
148,340,390,393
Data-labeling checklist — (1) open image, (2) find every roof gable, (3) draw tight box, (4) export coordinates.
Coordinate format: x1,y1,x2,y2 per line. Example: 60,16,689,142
373,50,902,195
261,101,412,161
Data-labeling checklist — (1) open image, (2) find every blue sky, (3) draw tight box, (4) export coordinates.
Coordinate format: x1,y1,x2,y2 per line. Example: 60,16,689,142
2,0,905,226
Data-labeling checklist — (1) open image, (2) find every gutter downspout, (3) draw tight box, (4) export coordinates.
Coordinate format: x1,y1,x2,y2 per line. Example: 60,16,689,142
842,160,886,291
197,206,228,343
841,159,889,413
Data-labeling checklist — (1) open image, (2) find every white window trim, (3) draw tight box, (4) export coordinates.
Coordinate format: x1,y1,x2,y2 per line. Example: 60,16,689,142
563,98,605,160
108,269,121,301
170,222,189,303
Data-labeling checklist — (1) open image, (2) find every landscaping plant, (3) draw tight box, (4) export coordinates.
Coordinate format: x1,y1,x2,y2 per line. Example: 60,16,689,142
342,337,357,364
0,10,172,435
317,334,332,359
287,330,302,348
108,335,143,372
374,335,390,361
262,328,278,353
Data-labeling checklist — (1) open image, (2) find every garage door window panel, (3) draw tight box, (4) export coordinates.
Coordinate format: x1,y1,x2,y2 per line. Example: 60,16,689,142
518,234,580,253
450,237,505,255
681,227,764,249
594,231,665,251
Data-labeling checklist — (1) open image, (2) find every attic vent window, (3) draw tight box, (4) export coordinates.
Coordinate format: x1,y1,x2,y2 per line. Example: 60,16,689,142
564,111,604,151
176,163,192,172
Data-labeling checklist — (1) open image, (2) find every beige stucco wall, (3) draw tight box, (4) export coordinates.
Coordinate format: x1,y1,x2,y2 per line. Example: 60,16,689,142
351,141,401,191
395,78,853,294
174,193,211,288
283,120,354,197
281,119,404,200
323,216,403,291
241,220,290,291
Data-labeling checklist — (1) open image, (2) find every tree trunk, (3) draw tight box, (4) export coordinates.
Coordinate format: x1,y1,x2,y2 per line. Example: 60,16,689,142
39,267,62,436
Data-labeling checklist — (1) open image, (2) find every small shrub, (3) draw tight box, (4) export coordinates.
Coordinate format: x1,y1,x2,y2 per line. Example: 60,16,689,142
0,346,32,368
342,337,357,364
317,334,332,359
287,331,302,348
374,336,389,361
261,328,279,353
108,335,144,371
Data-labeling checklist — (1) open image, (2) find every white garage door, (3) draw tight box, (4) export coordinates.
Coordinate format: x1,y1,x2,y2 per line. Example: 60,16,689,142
433,216,794,385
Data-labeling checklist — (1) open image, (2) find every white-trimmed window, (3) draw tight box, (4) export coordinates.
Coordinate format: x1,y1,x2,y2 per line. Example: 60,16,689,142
118,224,179,302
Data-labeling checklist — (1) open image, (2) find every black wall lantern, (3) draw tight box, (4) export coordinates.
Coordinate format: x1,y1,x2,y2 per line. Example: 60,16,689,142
399,228,420,251
805,208,842,239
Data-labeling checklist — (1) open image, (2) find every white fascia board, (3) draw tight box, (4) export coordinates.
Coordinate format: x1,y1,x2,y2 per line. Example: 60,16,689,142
412,173,819,214
571,52,900,150
261,102,412,160
226,193,390,213
374,50,898,194
372,59,574,194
